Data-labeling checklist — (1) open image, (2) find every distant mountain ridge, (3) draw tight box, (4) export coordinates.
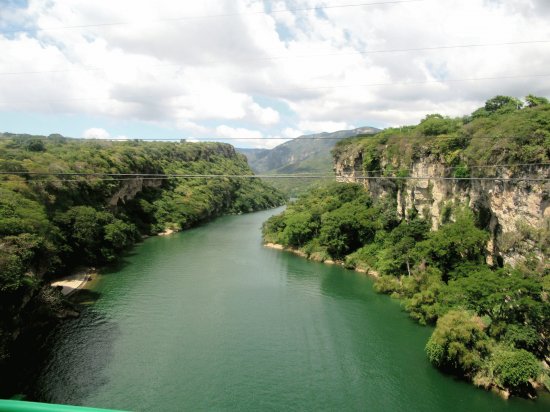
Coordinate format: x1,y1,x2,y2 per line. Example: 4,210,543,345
238,126,380,174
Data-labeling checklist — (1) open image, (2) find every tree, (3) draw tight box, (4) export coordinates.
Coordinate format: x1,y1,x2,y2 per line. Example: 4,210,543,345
0,234,43,292
484,95,523,113
418,114,461,136
416,209,488,279
0,189,50,236
281,211,318,247
26,139,46,152
319,201,379,258
471,95,523,119
425,309,491,375
378,218,429,276
525,94,549,108
492,347,540,394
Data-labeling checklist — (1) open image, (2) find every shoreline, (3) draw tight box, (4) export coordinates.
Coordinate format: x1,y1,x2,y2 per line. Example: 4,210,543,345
50,268,98,296
263,242,379,279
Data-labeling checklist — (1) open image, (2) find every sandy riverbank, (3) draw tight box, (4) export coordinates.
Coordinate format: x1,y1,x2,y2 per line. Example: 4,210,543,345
263,242,379,278
158,228,176,236
50,268,98,296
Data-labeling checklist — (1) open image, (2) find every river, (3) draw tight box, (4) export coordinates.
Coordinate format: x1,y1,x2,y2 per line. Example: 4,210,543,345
30,207,550,411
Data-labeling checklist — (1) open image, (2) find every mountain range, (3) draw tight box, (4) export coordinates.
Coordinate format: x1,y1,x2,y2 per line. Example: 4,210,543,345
237,126,380,195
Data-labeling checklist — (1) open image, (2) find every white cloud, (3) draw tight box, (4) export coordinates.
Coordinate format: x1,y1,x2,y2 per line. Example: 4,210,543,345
282,127,303,138
216,125,263,140
1,0,550,147
83,127,110,139
215,125,286,148
82,128,129,140
298,120,355,134
248,102,280,125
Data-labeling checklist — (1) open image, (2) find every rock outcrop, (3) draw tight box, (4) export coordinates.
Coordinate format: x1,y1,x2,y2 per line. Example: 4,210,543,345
335,153,549,266
109,178,163,206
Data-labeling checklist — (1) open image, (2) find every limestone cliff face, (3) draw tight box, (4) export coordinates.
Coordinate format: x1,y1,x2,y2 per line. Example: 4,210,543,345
108,178,163,206
335,152,549,266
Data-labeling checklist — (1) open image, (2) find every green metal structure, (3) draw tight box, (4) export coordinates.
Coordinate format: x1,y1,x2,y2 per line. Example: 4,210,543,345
0,400,127,412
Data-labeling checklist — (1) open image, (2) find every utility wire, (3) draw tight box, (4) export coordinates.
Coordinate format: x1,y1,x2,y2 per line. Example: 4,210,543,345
104,135,541,141
299,73,550,91
1,172,548,183
0,134,545,141
1,162,549,177
1,39,548,77
4,72,550,107
0,0,423,35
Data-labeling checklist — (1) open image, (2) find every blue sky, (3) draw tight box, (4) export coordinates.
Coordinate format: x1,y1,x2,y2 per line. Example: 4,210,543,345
1,0,550,147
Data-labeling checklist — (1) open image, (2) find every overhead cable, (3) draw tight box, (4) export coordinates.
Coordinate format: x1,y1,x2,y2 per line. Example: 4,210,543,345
0,0,423,35
3,73,549,107
0,171,548,183
1,39,549,77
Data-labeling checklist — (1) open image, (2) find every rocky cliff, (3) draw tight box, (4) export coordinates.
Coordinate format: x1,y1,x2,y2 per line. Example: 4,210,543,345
334,150,549,267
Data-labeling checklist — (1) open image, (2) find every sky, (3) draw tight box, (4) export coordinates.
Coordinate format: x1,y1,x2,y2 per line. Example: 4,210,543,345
1,0,550,148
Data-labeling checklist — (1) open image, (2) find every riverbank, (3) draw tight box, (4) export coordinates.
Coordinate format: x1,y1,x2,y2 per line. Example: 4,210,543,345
263,242,379,278
50,268,98,296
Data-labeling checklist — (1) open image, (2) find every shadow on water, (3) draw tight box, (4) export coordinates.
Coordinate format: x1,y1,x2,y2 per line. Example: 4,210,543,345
27,307,120,405
99,250,141,277
69,289,102,305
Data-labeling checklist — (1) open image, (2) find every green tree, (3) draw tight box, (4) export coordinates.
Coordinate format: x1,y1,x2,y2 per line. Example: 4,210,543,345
0,234,43,292
484,95,523,113
492,347,540,394
416,210,488,279
525,94,549,108
418,114,461,136
319,201,378,258
425,309,491,375
281,211,318,247
0,189,49,236
377,218,429,276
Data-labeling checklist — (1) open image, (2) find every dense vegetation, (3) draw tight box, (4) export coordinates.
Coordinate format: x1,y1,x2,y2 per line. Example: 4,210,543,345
333,94,550,175
240,127,379,197
0,134,285,367
263,96,550,397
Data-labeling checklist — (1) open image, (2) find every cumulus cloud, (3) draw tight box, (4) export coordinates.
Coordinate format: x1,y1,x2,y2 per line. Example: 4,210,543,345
298,120,356,134
83,127,110,139
82,128,129,140
282,127,303,138
215,125,286,148
1,0,550,146
216,125,263,140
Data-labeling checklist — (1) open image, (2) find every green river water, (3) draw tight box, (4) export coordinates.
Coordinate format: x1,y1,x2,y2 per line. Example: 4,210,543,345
31,207,550,411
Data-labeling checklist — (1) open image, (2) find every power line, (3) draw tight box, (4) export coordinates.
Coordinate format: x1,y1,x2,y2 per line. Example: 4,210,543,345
4,73,549,108
299,73,550,91
1,171,548,183
0,0,423,35
1,162,548,178
1,39,549,77
350,162,550,176
0,133,546,142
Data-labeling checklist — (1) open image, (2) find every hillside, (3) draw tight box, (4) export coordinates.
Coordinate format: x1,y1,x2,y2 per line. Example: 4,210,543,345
238,127,379,196
263,95,550,398
0,134,285,391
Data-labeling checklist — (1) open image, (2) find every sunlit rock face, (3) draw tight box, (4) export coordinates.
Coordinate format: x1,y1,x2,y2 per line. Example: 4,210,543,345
335,151,549,267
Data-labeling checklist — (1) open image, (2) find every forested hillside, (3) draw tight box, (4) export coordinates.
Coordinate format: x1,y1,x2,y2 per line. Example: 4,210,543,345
0,134,284,380
263,96,550,398
238,127,379,196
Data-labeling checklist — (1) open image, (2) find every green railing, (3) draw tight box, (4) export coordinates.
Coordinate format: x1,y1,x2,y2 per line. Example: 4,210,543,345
0,400,127,412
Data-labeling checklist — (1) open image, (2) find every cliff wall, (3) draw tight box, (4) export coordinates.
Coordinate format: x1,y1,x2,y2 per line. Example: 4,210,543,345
335,152,549,266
